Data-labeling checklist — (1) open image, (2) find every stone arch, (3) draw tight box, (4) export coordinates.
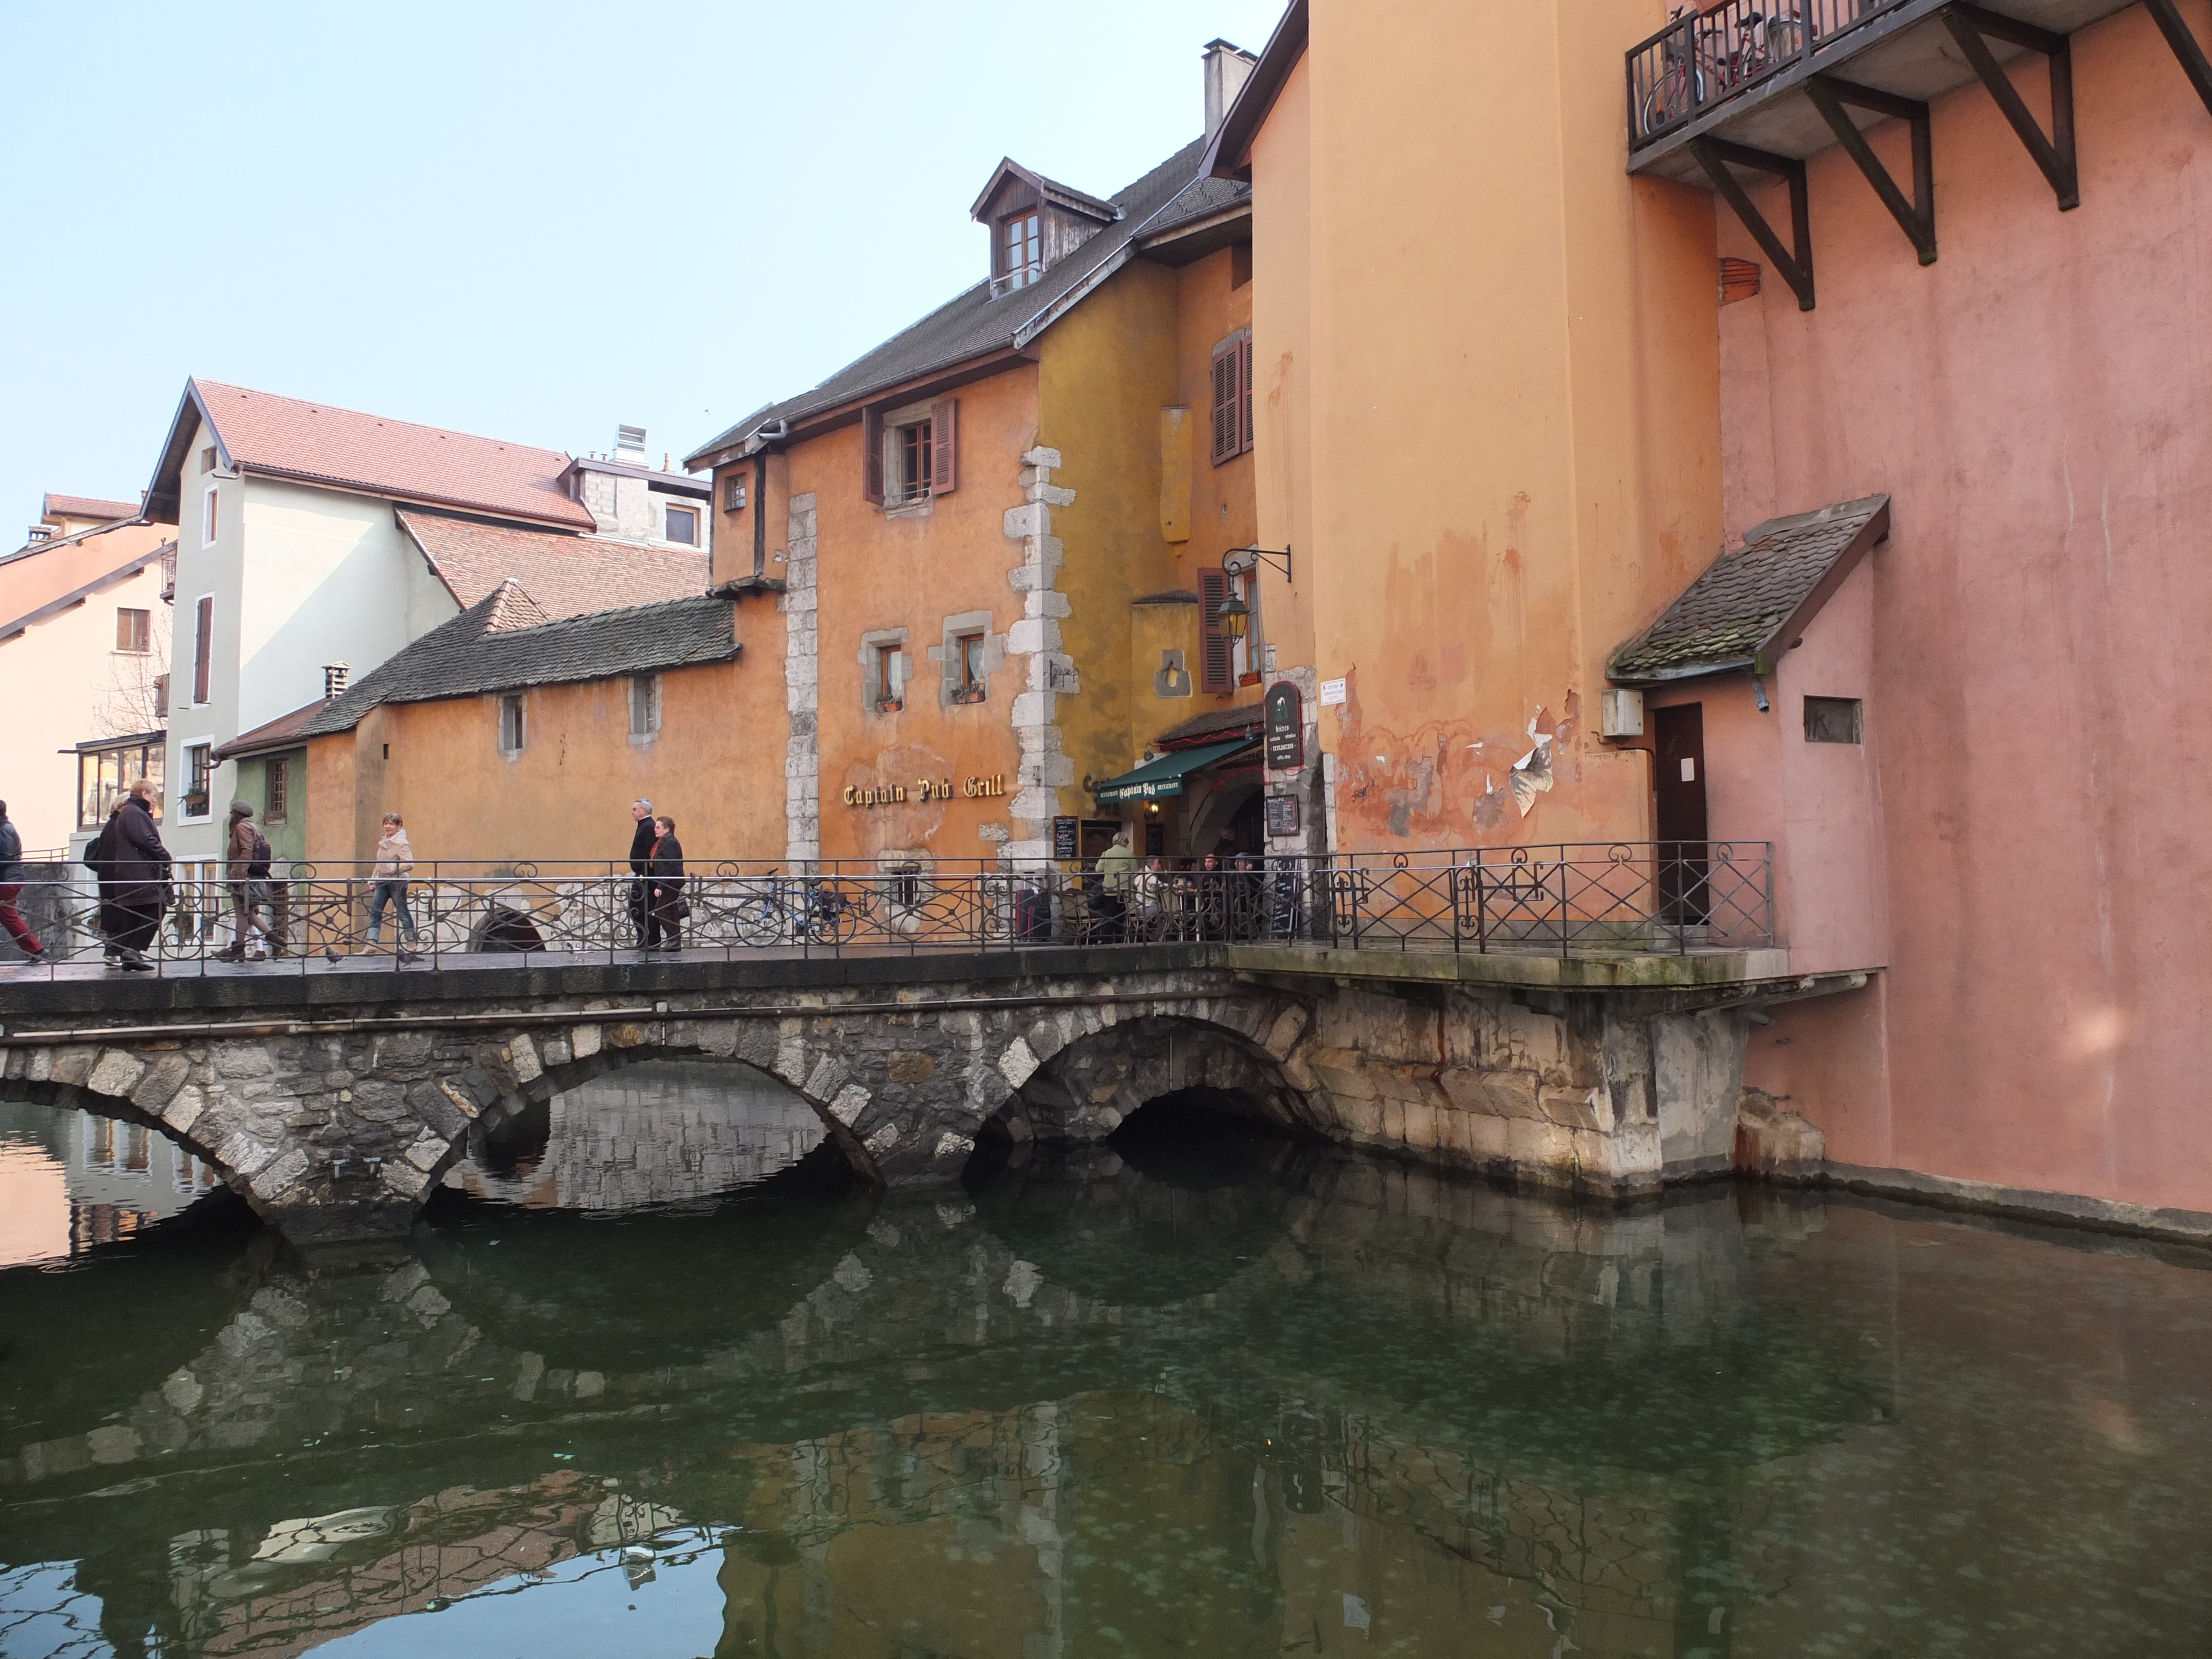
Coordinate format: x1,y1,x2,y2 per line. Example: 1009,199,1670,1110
990,993,1320,1149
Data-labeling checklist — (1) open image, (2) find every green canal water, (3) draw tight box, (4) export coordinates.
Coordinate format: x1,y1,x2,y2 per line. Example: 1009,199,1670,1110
2,1067,2209,1658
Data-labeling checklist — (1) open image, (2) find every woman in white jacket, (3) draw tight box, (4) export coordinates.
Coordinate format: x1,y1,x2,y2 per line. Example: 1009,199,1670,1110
366,813,421,959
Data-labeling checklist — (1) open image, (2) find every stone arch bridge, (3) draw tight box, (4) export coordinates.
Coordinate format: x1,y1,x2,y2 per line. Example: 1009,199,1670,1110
0,945,1851,1242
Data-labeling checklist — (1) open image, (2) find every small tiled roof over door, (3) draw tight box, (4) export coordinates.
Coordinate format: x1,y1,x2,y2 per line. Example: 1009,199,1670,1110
1607,495,1890,685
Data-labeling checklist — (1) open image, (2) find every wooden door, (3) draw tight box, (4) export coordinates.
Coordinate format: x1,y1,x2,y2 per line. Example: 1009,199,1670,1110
1653,703,1709,922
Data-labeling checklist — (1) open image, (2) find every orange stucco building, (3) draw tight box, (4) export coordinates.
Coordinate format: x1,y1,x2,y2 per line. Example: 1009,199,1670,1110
684,43,1275,873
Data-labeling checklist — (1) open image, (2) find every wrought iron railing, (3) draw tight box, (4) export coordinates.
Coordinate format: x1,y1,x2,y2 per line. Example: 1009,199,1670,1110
0,843,1773,979
1627,0,1910,147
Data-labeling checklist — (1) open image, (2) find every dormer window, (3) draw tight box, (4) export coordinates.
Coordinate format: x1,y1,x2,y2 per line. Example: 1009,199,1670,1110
1000,211,1042,291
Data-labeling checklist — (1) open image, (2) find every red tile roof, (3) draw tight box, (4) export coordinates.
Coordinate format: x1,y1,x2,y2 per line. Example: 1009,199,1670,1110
212,698,335,763
194,379,594,529
43,493,140,523
397,511,709,622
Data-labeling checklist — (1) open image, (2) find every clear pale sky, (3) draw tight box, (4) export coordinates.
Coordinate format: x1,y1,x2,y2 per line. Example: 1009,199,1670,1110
0,0,1288,529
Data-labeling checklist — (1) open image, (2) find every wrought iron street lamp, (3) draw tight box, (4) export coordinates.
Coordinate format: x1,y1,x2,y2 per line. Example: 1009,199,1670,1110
1214,545,1291,640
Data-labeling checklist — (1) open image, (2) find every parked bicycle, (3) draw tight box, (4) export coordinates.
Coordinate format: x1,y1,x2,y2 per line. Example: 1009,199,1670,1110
723,870,862,947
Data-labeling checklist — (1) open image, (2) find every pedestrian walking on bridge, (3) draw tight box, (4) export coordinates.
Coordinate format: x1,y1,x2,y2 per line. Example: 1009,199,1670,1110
367,813,423,963
0,800,46,963
644,815,686,952
626,799,655,947
108,780,170,972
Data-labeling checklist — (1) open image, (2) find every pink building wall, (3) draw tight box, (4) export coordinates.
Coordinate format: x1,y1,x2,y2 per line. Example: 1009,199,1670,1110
1716,3,2212,1218
1645,554,1889,978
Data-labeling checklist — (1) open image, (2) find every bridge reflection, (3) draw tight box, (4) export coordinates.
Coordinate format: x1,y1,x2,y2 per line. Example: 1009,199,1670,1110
5,1135,2119,1659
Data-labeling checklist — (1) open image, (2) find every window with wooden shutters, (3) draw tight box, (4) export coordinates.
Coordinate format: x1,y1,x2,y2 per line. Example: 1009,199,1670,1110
1198,568,1233,691
1210,335,1254,465
192,595,213,704
930,398,957,495
862,406,885,505
1211,343,1239,464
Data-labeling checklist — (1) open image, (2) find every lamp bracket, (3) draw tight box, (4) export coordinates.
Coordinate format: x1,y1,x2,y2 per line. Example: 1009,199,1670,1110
1221,544,1292,582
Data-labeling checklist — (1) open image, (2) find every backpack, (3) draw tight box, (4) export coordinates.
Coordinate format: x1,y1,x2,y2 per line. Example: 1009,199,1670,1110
246,828,272,880
84,819,116,876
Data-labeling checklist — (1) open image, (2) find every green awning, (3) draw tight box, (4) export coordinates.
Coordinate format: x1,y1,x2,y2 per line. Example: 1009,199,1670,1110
1094,737,1256,805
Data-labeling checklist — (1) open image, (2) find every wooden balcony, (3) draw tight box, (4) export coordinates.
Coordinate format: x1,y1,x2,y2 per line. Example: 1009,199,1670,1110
1624,0,2212,305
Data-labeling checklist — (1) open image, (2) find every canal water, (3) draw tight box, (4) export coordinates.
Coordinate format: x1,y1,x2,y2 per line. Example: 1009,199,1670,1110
2,1066,2209,1658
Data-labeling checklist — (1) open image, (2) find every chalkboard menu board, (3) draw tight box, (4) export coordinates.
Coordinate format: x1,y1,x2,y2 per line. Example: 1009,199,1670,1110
1265,793,1301,837
1053,816,1080,860
1264,680,1304,770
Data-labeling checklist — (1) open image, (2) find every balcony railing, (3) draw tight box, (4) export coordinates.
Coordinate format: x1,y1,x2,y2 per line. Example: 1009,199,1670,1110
0,843,1775,980
1627,0,1910,147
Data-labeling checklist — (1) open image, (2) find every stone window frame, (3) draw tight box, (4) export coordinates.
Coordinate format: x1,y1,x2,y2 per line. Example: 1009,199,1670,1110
876,847,935,931
928,610,1006,708
497,693,527,758
880,397,937,518
628,673,662,745
857,627,910,715
662,502,701,546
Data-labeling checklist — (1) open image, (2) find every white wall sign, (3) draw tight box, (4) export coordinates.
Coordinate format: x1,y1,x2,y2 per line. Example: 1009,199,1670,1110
1318,677,1347,706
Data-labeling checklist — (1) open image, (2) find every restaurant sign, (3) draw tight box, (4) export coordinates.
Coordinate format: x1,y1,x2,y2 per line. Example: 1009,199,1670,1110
1264,681,1303,771
845,773,1006,807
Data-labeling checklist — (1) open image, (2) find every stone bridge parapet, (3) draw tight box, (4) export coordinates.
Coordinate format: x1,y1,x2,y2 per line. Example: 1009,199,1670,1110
0,946,1851,1242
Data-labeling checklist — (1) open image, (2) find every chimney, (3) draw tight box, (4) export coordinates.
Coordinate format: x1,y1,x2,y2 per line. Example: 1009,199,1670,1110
615,425,648,466
323,662,349,700
1203,39,1257,143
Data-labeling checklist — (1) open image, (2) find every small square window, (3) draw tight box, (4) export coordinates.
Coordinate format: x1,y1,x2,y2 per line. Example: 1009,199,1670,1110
665,505,698,545
629,674,661,738
116,608,151,653
893,421,933,504
200,446,217,474
953,633,988,703
182,742,212,820
1803,696,1863,745
498,694,526,755
1000,211,1042,291
874,644,905,712
723,476,748,513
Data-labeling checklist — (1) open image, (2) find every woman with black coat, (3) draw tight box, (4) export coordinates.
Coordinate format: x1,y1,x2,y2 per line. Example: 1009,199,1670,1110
644,815,686,952
108,780,171,971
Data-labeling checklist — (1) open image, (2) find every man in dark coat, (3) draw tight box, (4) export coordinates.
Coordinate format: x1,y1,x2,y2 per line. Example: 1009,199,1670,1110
626,799,655,947
83,800,124,963
107,780,171,971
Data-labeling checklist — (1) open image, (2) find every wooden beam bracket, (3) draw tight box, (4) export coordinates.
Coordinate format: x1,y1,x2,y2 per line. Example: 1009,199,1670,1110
2145,0,2212,121
1689,136,1814,311
1804,75,1936,265
1939,2,2078,209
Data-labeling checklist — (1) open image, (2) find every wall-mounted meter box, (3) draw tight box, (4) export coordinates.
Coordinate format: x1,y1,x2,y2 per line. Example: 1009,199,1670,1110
1600,688,1645,738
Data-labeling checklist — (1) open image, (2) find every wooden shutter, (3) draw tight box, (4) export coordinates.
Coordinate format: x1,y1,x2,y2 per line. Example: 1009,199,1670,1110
1198,568,1232,691
192,595,213,704
1238,337,1255,455
862,406,884,505
1210,342,1239,465
931,398,958,495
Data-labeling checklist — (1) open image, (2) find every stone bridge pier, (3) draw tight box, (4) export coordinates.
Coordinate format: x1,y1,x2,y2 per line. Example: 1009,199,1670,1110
0,950,1851,1244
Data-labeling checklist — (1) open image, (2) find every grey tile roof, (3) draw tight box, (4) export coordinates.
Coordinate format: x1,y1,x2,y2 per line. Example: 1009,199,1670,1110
1607,495,1891,685
685,140,1251,466
301,582,738,735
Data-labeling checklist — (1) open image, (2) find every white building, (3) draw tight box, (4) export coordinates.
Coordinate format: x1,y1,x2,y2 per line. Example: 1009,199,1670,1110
142,380,711,861
0,495,172,853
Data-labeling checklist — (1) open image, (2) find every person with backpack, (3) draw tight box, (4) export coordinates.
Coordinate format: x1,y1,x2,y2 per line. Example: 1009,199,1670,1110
0,799,47,962
643,814,686,952
214,801,284,962
83,799,124,964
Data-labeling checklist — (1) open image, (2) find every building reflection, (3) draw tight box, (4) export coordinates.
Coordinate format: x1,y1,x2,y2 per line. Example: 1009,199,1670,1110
0,1103,225,1268
3,1136,2203,1658
445,1060,828,1213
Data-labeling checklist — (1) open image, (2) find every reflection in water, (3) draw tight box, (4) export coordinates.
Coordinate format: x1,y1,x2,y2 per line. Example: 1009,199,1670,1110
446,1060,829,1213
0,1103,226,1267
2,1102,2210,1658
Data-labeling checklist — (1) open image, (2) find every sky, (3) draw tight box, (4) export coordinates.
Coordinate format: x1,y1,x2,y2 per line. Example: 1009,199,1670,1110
0,0,1288,529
